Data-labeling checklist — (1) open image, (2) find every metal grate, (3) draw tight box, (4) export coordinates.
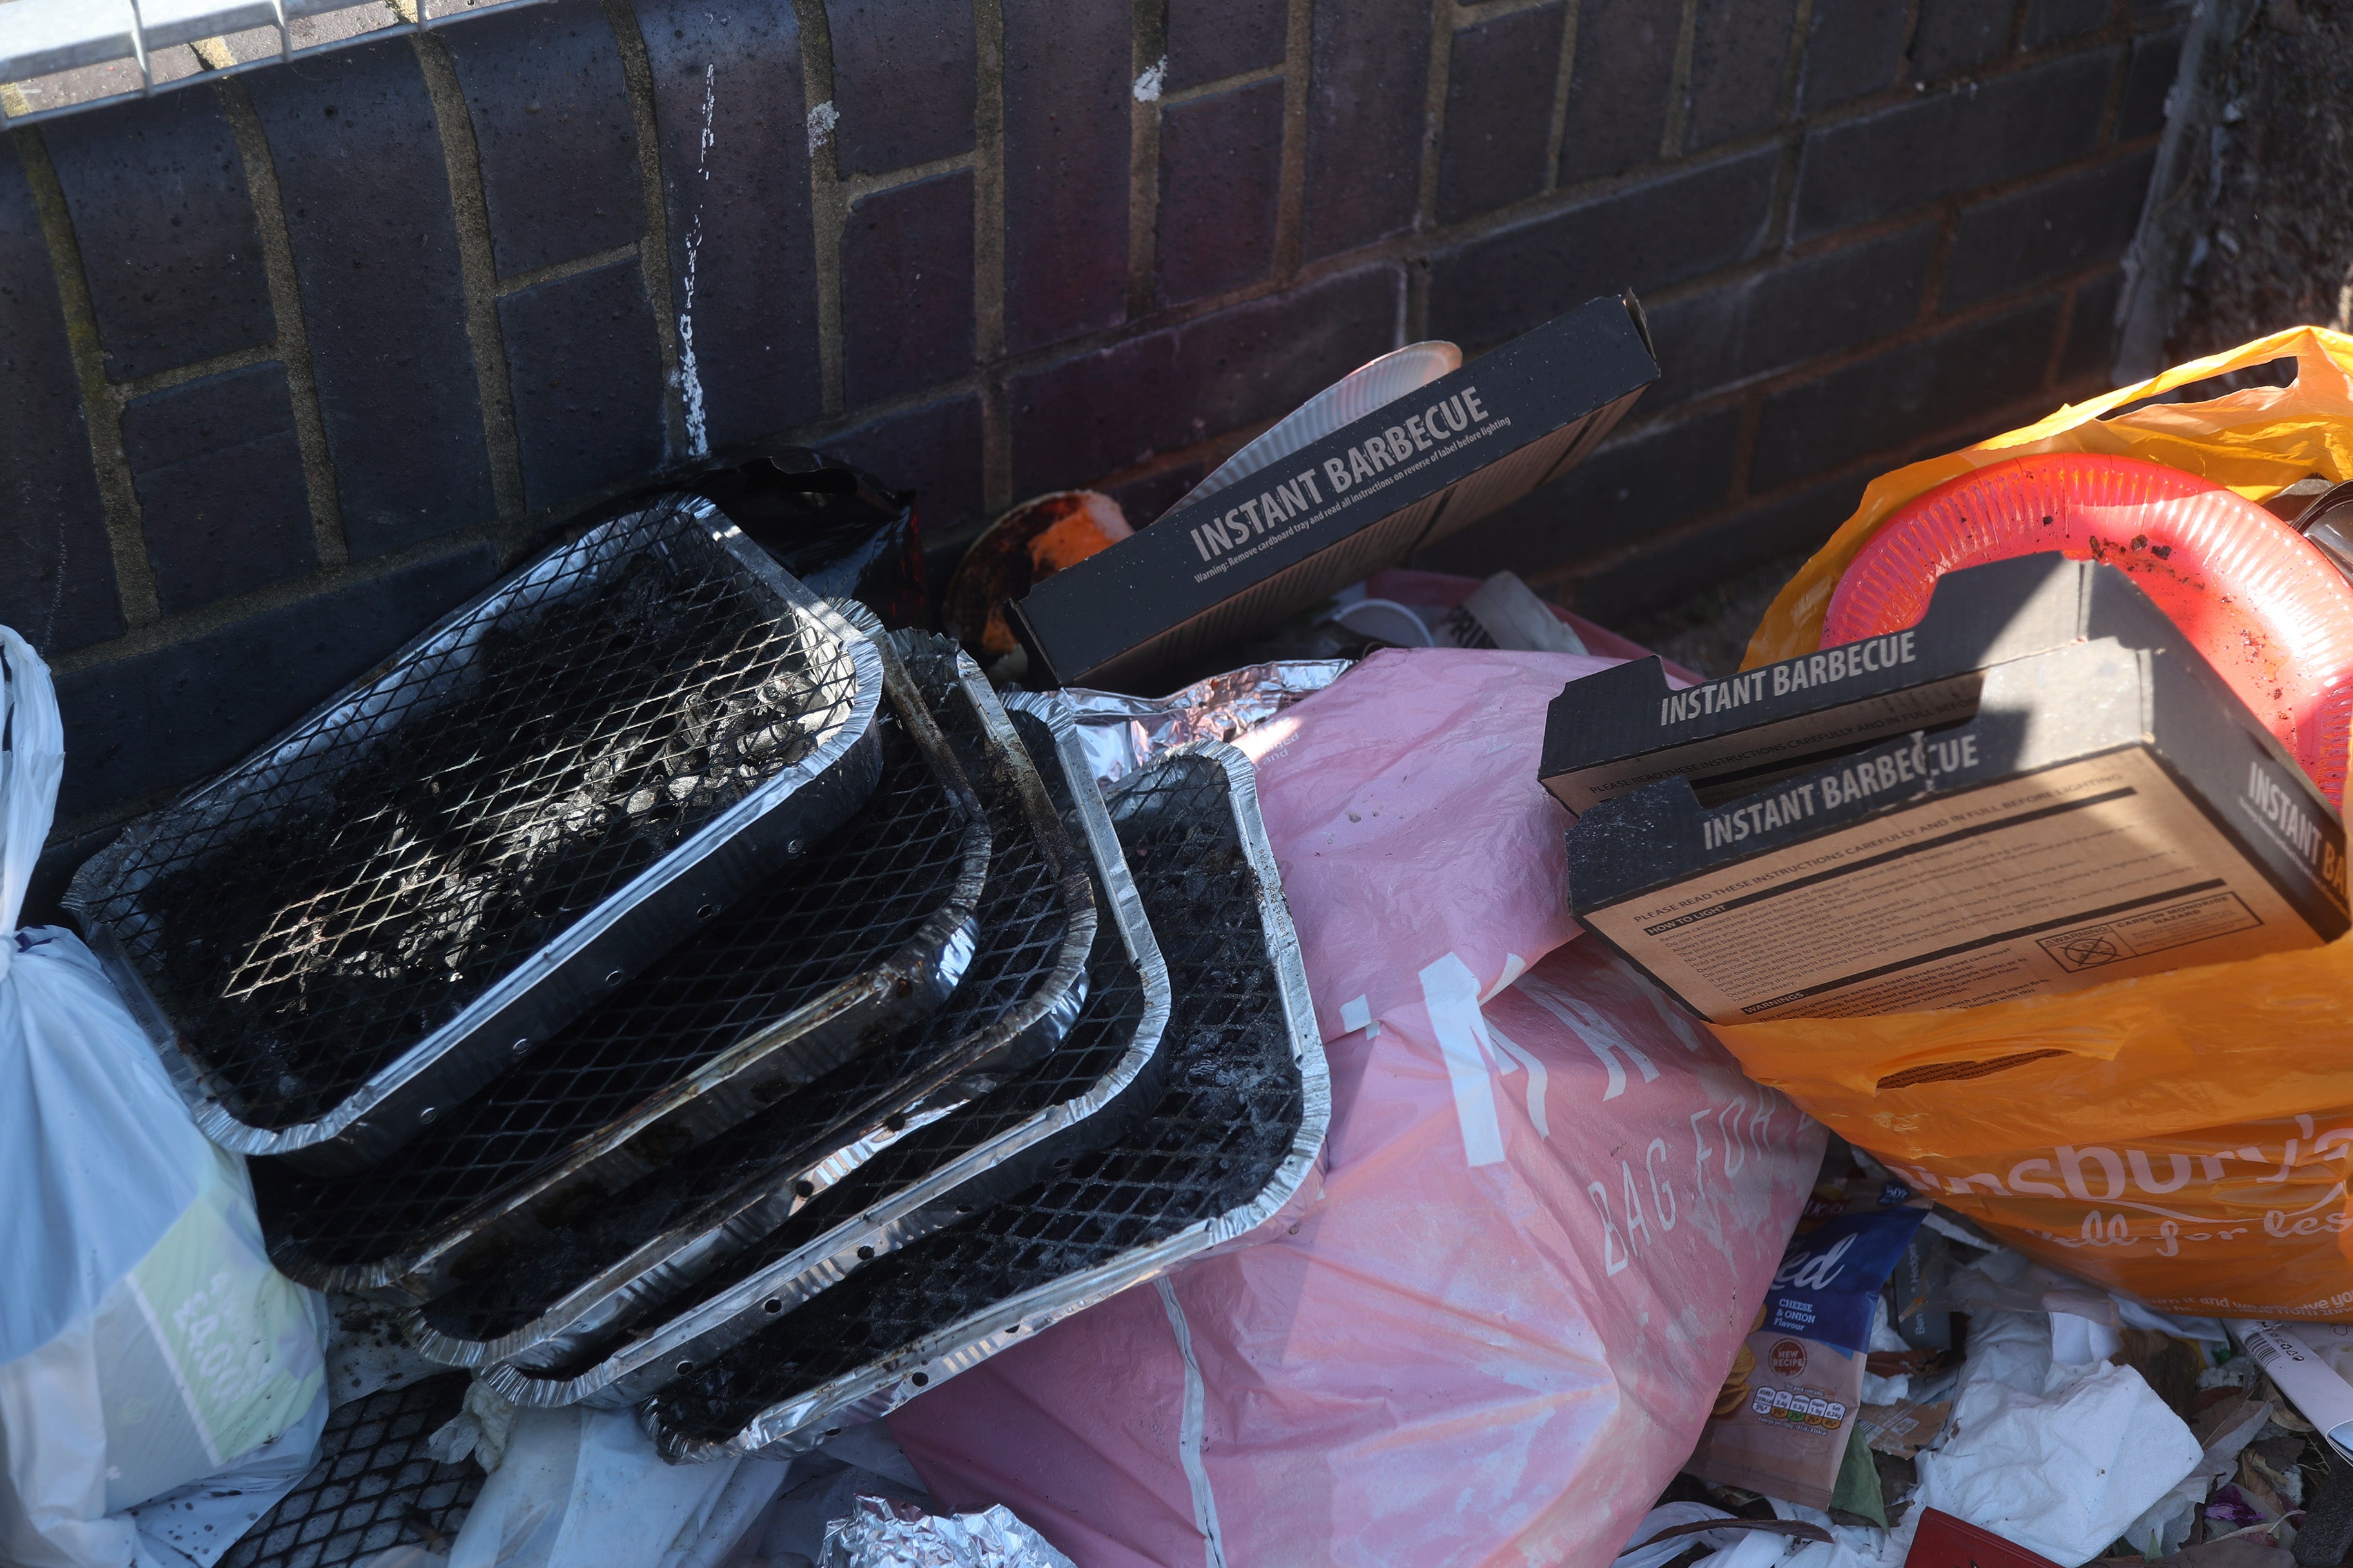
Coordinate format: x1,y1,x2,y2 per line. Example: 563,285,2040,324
255,644,986,1299
402,637,1096,1364
640,741,1327,1460
68,496,877,1168
218,1375,480,1568
476,696,1170,1409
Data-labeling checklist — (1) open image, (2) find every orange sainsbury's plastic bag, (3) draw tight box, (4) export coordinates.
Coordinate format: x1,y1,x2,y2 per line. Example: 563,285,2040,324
1714,328,2353,1321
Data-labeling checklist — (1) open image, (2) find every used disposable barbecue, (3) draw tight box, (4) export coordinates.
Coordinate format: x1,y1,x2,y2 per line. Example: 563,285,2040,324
65,495,883,1174
639,739,1327,1460
218,1374,480,1568
396,637,1100,1371
476,690,1172,1409
254,635,992,1300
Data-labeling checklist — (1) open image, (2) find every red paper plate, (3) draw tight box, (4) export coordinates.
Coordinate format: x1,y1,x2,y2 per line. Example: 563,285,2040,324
1823,452,2353,807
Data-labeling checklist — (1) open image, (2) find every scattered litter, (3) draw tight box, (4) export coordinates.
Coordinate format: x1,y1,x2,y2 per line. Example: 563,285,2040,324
1557,556,2347,1024
1688,1187,1929,1508
817,1496,1076,1568
1061,657,1350,791
1011,294,1659,690
889,650,1823,1567
64,494,881,1170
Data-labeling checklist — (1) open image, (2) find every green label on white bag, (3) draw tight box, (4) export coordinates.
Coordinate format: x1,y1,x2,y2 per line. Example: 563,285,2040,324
126,1175,322,1469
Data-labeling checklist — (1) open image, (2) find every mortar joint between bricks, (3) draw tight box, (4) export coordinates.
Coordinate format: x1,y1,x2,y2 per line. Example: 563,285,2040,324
213,72,349,568
1271,0,1312,282
1126,0,1166,321
411,26,527,527
1659,0,1699,163
792,0,848,421
1414,0,1458,237
971,0,1010,507
1542,0,1580,196
601,0,687,463
491,241,643,300
14,123,160,629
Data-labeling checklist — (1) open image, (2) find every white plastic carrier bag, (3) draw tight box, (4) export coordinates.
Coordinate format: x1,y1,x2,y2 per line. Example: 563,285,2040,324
0,627,329,1567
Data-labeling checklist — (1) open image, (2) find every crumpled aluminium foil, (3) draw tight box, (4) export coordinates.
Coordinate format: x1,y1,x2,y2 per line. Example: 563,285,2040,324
1059,658,1351,790
818,1495,1075,1568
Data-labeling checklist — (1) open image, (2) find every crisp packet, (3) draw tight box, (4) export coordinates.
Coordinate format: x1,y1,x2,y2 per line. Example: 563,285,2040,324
1688,1186,1928,1507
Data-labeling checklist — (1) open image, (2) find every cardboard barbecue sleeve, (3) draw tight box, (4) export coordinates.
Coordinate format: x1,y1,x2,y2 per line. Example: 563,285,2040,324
1559,327,2353,1321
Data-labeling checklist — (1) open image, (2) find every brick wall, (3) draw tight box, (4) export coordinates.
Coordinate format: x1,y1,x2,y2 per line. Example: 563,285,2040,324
3,0,2189,868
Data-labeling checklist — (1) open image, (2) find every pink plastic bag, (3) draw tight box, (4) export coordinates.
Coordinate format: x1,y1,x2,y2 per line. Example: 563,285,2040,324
888,650,1824,1568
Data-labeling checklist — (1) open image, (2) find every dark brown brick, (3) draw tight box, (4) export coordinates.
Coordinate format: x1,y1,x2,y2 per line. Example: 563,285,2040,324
497,259,667,513
0,138,121,655
247,39,499,557
1943,150,2153,310
43,86,273,383
1416,406,1742,578
1559,0,1675,186
1751,295,2064,490
1166,0,1287,92
57,545,500,824
2024,0,2109,48
1646,222,1937,406
121,363,317,617
1303,0,1430,260
1791,49,2120,241
825,392,984,539
2059,267,2125,386
1800,0,1910,112
1158,79,1283,306
826,0,976,177
1438,4,1566,226
1008,263,1401,498
1002,0,1131,352
1427,148,1777,351
1570,470,1869,618
439,0,643,279
843,169,975,407
1911,0,2013,78
636,0,821,451
1685,0,1799,151
2119,27,2184,141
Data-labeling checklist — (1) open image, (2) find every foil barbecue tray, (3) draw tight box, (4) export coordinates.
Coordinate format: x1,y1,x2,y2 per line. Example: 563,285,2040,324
639,739,1327,1462
219,1374,480,1568
255,637,992,1301
474,690,1172,1409
396,637,1100,1372
64,494,883,1175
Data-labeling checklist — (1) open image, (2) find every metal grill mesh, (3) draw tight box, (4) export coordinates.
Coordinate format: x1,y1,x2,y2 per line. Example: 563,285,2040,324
219,1376,479,1568
258,692,979,1275
645,751,1302,1446
416,643,1086,1344
647,710,1147,1308
80,499,857,1130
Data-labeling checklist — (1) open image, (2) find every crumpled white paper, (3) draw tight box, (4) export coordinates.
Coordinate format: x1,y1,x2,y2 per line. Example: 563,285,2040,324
1913,1356,2202,1565
818,1496,1074,1568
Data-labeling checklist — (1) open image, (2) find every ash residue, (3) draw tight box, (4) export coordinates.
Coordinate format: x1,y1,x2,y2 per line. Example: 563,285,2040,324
646,751,1303,1446
141,551,831,1129
255,702,977,1276
418,672,1079,1346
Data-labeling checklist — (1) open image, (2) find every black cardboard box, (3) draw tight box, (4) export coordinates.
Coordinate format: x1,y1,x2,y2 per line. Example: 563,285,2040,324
1009,294,1659,692
1557,556,2349,1024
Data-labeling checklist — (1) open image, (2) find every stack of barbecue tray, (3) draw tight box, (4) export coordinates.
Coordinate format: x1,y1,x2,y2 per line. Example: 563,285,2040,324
68,493,1329,1566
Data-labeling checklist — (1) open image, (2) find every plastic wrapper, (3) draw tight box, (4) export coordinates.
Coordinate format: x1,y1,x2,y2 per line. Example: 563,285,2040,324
1715,328,2353,1320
